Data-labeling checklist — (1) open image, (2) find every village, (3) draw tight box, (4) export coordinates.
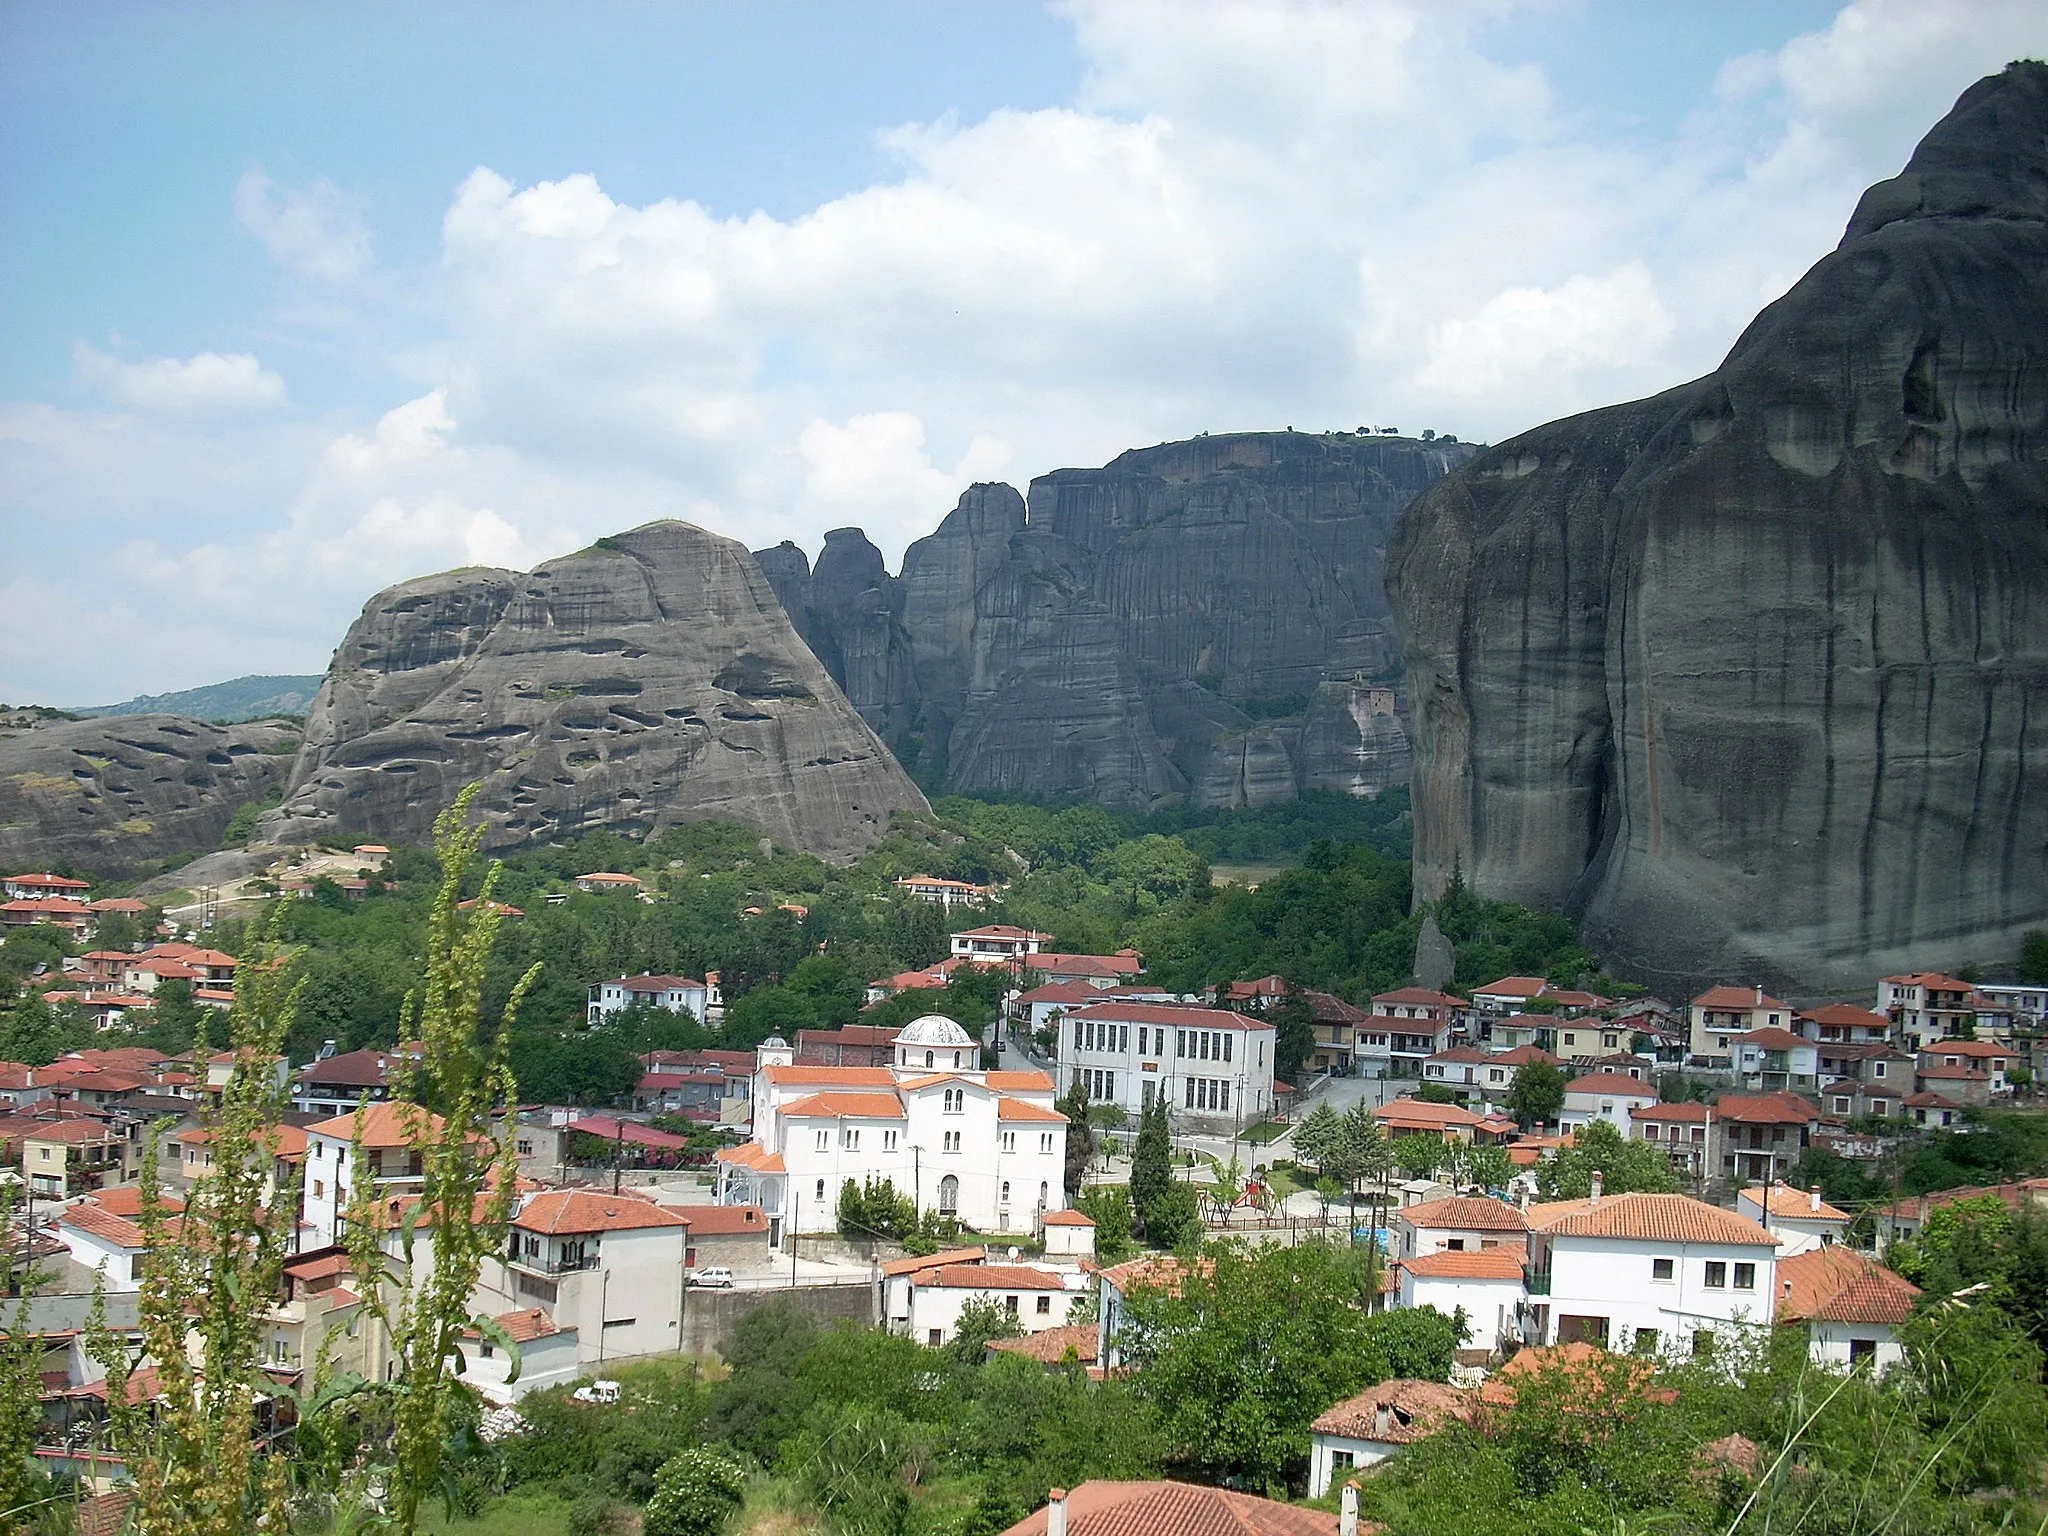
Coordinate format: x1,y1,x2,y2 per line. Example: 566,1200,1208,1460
2,854,2044,1533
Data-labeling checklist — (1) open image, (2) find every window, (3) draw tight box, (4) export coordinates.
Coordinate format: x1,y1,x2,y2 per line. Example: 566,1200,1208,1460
1038,1180,1048,1206
1218,1081,1229,1111
1733,1262,1756,1291
944,1131,961,1153
1004,1295,1020,1315
1848,1338,1877,1367
815,1179,826,1201
1331,1450,1355,1472
842,1128,862,1150
1833,1097,1851,1114
1652,1258,1674,1281
884,1130,898,1152
815,1129,829,1152
1002,1131,1016,1153
929,1328,943,1347
926,1050,935,1067
1446,1238,1466,1252
1001,1181,1011,1204
1704,1261,1727,1288
1633,1328,1660,1354
1036,1294,1052,1315
938,1174,959,1214
944,1088,964,1113
1185,1077,1195,1108
1176,1029,1186,1056
1644,1124,1661,1141
313,1179,325,1198
1222,1033,1232,1062
1039,1133,1054,1154
1873,1061,1887,1077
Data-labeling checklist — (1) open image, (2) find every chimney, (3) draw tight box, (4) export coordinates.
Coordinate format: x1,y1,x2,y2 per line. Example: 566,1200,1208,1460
1810,1187,1822,1213
1341,1483,1360,1536
1755,984,1764,1006
1590,1171,1604,1207
1046,1488,1068,1536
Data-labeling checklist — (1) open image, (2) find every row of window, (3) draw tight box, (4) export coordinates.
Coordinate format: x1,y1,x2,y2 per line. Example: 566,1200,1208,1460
812,1126,1056,1155
813,1174,1051,1215
1185,1077,1231,1111
1648,1256,1757,1290
1067,1021,1239,1064
1082,1068,1116,1101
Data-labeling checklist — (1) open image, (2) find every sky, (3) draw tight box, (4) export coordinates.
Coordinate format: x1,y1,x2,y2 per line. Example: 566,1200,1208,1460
2,0,2043,706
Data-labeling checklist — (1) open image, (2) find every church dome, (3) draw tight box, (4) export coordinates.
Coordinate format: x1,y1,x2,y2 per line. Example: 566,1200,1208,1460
894,1014,975,1048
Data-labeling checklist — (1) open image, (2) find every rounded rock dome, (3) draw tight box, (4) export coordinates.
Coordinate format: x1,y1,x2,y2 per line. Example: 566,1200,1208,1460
894,1014,975,1048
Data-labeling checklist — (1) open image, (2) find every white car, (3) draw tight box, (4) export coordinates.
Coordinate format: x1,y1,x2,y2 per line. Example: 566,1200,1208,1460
690,1266,735,1288
572,1380,621,1404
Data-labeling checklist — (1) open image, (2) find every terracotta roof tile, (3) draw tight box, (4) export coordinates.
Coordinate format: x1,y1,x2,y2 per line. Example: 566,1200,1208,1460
779,1091,906,1119
1529,1192,1775,1247
988,1323,1098,1364
762,1065,896,1087
1563,1072,1660,1097
1398,1195,1528,1232
997,1097,1067,1122
1399,1249,1525,1280
1000,1480,1337,1536
1775,1247,1919,1324
672,1204,766,1234
883,1245,986,1277
514,1190,690,1235
921,1263,1066,1291
1311,1379,1476,1442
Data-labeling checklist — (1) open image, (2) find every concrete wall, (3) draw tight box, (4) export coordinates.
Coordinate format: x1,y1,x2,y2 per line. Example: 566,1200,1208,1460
676,1281,876,1358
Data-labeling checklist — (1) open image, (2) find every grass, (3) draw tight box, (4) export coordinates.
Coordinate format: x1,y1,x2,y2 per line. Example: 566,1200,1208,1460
1239,1120,1290,1145
415,1489,576,1536
1207,861,1291,888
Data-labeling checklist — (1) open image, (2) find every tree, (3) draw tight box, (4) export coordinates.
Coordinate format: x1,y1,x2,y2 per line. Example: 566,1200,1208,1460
1291,1101,1343,1174
1459,1141,1514,1192
1505,1061,1566,1129
338,786,540,1533
1143,1181,1204,1251
1120,1240,1399,1492
1535,1120,1678,1199
949,1297,1025,1363
1393,1133,1449,1181
1269,988,1316,1086
1129,1095,1174,1238
838,1176,918,1242
88,913,303,1536
1059,1079,1094,1195
1077,1185,1135,1263
642,1447,748,1536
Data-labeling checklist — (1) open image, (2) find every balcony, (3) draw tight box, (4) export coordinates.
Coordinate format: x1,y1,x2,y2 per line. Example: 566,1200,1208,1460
1525,1266,1551,1296
509,1251,598,1277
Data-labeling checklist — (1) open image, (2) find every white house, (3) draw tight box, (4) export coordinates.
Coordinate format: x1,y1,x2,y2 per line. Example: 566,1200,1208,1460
457,1307,584,1403
1096,1254,1205,1372
1736,1183,1850,1257
949,925,1050,963
1629,1101,1712,1180
1395,1249,1524,1355
893,875,991,908
1054,1000,1278,1130
475,1189,689,1367
1774,1247,1920,1373
1733,1029,1821,1093
1394,1195,1528,1259
713,1018,1067,1240
1558,1071,1660,1134
301,1101,437,1247
1362,989,1465,1077
587,972,722,1027
1307,1380,1478,1496
1041,1208,1097,1259
1523,1191,1778,1358
53,1196,158,1291
1877,974,1975,1049
895,1260,1086,1348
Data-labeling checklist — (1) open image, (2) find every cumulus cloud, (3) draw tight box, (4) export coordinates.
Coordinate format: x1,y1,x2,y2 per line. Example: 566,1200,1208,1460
72,343,288,417
7,0,2046,702
234,169,374,284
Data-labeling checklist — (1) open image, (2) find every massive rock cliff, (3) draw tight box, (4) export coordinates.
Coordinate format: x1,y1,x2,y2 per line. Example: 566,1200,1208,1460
268,521,928,861
0,715,298,879
1388,63,2048,994
766,431,1476,806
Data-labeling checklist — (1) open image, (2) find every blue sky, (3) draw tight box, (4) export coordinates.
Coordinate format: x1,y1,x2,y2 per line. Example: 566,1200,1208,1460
2,0,2041,703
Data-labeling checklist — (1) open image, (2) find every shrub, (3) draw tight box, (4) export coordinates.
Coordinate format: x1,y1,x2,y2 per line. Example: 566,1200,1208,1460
642,1447,748,1536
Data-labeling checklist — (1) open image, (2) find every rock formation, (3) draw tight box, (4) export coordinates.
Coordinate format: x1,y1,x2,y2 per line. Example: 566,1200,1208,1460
268,521,928,861
764,431,1477,805
1388,63,2048,993
0,715,298,880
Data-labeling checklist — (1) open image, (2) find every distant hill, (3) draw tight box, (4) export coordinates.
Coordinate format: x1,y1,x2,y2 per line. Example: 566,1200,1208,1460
73,674,324,723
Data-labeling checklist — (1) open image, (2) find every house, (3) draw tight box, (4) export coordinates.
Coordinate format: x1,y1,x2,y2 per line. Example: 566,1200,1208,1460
1558,1072,1660,1134
1421,1046,1494,1103
0,1064,50,1111
20,1116,137,1198
479,1189,689,1365
587,973,721,1027
1055,1000,1278,1129
640,1048,753,1122
458,1306,583,1403
1904,1091,1965,1129
1732,1029,1821,1093
1798,1003,1893,1047
1302,990,1371,1076
572,872,644,895
1026,951,1146,988
1554,1018,1635,1064
1736,1182,1848,1256
867,958,966,1007
1711,1093,1819,1184
1096,1254,1205,1372
1309,1379,1478,1494
1878,974,1975,1049
1363,989,1465,1076
1523,1191,1778,1356
1396,1250,1525,1356
1375,1096,1487,1145
1911,1065,1995,1108
631,1065,725,1118
300,1101,441,1245
1869,1179,2048,1249
293,1047,407,1116
1041,1207,1097,1259
1001,1481,1341,1536
1815,1043,1914,1089
882,1246,990,1331
1469,976,1549,1016
1015,979,1111,1034
949,925,1051,963
1820,1078,1904,1122
676,1203,774,1272
893,875,992,908
1,897,95,939
264,1247,383,1389
4,873,91,902
1393,1194,1524,1255
1917,1039,2013,1092
53,1190,183,1290
1774,1247,1919,1372
714,1020,1066,1240
987,1324,1099,1373
1972,982,2047,1030
898,1261,1084,1348
1688,987,1794,1063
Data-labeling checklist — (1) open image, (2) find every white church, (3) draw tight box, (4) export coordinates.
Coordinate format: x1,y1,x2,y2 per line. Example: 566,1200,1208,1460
714,1016,1070,1242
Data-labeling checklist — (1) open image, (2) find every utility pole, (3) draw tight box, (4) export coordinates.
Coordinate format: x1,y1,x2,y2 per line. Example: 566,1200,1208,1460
789,1188,799,1288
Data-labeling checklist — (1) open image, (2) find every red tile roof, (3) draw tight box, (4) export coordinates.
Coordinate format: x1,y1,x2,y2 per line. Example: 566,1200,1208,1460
1473,977,1549,999
762,1064,897,1087
1311,1378,1477,1442
988,1324,1098,1364
1738,1028,1810,1051
1001,1481,1336,1536
1373,987,1466,1008
997,1097,1067,1122
714,1142,786,1173
779,1091,906,1119
1563,1072,1660,1098
306,1101,445,1149
1775,1247,1919,1324
1529,1193,1775,1246
1631,1101,1710,1122
672,1204,767,1234
1042,1208,1095,1227
1375,1098,1486,1128
1692,986,1790,1011
1399,1249,1525,1280
921,1263,1066,1291
987,1070,1056,1092
490,1307,562,1343
1398,1195,1528,1232
883,1244,986,1277
514,1189,690,1235
1799,1003,1891,1031
1713,1092,1819,1125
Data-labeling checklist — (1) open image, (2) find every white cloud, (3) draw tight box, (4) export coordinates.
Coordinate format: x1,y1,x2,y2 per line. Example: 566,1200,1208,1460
234,169,374,284
72,343,288,417
7,0,2045,703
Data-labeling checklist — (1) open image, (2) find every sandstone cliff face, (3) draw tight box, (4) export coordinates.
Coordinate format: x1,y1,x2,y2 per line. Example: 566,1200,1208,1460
1388,63,2048,994
766,433,1473,805
0,715,298,879
270,521,928,861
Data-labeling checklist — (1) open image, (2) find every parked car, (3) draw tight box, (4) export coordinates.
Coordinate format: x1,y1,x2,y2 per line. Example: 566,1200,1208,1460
690,1266,735,1288
572,1380,621,1404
